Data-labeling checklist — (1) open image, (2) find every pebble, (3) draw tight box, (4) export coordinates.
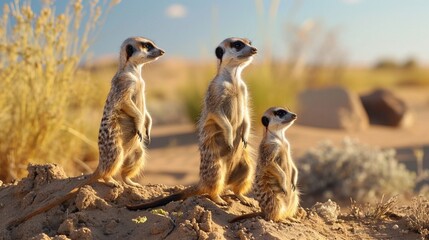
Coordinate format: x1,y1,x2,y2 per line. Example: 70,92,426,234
392,224,399,230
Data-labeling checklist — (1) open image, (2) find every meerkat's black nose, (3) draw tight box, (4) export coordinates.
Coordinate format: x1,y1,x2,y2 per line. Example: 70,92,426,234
251,47,257,54
291,114,297,119
159,49,165,55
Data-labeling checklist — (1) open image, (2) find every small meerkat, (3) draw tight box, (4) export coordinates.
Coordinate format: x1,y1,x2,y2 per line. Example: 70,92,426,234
230,107,301,223
8,37,164,228
127,37,257,210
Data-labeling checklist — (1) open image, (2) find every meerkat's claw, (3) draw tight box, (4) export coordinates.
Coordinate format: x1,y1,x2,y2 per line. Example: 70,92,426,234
104,177,121,188
227,142,234,151
209,195,228,206
145,129,151,144
124,178,143,187
236,194,254,207
136,131,143,142
145,135,151,146
242,136,248,148
291,183,296,191
145,138,151,146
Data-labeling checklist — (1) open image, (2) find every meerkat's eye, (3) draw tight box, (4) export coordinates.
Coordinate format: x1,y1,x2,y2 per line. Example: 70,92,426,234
231,41,245,51
142,42,154,51
274,109,287,118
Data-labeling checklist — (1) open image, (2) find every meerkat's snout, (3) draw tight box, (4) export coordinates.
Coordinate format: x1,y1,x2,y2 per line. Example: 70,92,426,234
250,46,257,55
149,47,165,59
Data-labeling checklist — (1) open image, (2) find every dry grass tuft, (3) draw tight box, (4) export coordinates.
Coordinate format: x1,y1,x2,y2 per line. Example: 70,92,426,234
0,0,117,182
406,196,429,237
349,195,398,220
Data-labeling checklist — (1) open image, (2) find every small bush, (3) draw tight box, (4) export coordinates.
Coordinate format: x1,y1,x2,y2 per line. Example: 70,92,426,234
407,196,429,237
299,138,415,202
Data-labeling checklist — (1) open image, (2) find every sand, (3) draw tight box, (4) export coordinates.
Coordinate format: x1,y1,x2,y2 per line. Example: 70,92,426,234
0,164,423,240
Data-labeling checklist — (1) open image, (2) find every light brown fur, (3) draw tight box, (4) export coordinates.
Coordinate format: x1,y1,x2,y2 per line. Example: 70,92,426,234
230,107,302,223
7,37,164,228
127,37,257,210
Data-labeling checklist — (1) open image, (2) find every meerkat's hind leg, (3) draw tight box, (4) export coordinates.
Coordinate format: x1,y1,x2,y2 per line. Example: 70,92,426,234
99,143,124,188
199,153,228,206
121,144,145,187
227,152,254,206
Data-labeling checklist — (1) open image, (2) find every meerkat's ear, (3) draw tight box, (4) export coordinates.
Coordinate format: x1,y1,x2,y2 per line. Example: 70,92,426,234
261,116,270,128
215,47,224,61
126,44,135,61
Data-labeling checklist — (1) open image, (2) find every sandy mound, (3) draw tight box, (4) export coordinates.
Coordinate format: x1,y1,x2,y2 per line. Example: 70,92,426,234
0,164,423,240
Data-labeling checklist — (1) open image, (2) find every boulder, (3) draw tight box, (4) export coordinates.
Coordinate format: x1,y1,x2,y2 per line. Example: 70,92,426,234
297,86,369,131
360,89,413,127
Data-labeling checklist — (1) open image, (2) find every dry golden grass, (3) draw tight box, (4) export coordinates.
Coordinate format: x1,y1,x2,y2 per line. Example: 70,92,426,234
407,196,429,237
0,0,118,182
349,195,399,220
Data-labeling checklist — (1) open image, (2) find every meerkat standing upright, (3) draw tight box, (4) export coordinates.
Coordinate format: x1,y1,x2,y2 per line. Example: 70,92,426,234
128,37,257,210
98,37,164,187
8,37,164,228
230,107,301,223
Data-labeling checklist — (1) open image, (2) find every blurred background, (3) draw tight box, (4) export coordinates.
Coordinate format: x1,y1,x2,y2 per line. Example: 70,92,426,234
0,0,428,205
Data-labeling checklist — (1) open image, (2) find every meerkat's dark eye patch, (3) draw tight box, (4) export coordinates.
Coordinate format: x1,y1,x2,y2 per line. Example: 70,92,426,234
274,109,287,118
142,42,154,51
231,41,245,51
126,44,135,61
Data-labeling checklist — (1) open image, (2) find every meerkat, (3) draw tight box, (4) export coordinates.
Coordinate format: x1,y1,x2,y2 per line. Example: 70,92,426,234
230,107,301,223
127,37,257,210
7,37,164,228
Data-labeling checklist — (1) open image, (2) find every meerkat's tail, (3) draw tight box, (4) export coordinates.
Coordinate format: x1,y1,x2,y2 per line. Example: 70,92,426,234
127,185,200,210
7,172,100,229
229,212,263,223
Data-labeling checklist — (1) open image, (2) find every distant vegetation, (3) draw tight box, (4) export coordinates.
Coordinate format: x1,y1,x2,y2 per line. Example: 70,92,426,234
298,138,416,202
0,0,117,182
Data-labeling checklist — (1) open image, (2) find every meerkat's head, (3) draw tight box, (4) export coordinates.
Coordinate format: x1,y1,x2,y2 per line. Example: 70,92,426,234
261,107,297,133
215,37,257,68
119,37,165,69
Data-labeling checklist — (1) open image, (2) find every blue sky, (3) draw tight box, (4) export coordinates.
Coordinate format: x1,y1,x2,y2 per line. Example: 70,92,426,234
5,0,429,65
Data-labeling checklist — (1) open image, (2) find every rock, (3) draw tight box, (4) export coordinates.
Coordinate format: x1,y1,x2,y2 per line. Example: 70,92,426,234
150,220,171,235
29,233,51,240
18,164,68,192
360,89,413,127
297,87,369,131
70,227,92,240
58,218,76,235
75,185,110,211
312,199,341,224
104,219,120,235
52,236,70,240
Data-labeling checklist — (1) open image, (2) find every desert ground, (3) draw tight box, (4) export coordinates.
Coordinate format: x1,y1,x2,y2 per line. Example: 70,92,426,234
0,87,428,240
